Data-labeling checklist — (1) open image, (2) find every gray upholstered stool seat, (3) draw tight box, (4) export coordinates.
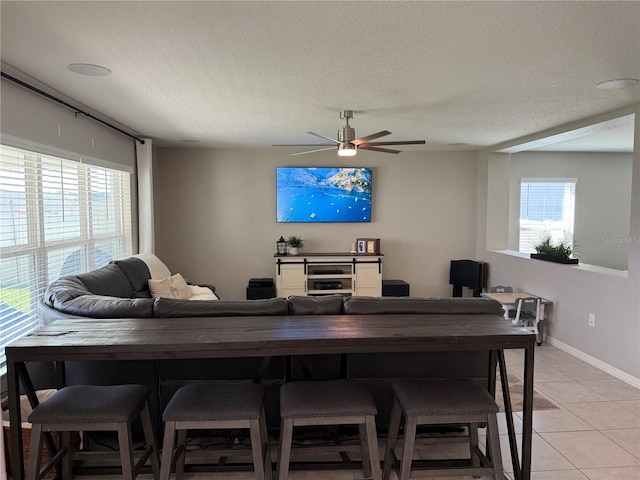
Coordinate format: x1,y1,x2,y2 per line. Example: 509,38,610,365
382,379,503,480
26,384,160,480
277,379,381,480
160,382,272,480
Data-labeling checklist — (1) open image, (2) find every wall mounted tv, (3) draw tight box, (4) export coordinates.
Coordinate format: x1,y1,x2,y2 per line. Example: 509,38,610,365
276,167,372,223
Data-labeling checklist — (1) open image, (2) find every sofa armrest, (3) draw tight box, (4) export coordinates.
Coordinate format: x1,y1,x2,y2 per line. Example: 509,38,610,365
54,295,154,318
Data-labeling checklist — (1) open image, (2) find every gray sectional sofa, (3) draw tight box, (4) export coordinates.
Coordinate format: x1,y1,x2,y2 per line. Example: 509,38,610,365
33,255,505,434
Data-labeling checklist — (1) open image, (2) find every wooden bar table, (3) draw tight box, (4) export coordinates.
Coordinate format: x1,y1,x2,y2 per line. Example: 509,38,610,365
7,314,535,480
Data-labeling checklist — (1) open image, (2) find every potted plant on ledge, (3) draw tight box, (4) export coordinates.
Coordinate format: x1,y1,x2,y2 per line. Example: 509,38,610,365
286,235,305,255
531,235,579,264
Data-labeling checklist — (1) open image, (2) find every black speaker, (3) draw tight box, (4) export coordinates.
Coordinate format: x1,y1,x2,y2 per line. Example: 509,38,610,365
246,278,275,299
449,260,487,297
382,280,410,297
246,286,275,300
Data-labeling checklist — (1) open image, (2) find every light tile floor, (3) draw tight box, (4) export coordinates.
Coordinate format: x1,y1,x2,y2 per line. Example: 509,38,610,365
68,344,639,480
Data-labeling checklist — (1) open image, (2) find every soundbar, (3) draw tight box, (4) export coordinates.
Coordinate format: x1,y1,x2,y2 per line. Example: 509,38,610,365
313,281,343,290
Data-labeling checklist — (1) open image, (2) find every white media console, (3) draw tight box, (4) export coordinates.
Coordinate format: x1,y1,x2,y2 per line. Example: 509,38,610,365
275,253,383,298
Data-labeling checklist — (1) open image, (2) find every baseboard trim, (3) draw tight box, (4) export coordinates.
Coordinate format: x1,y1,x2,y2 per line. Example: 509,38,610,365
546,336,640,389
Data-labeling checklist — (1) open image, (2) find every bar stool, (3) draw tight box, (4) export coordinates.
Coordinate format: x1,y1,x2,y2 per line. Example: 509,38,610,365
160,382,272,480
383,379,503,480
26,384,160,480
277,379,381,480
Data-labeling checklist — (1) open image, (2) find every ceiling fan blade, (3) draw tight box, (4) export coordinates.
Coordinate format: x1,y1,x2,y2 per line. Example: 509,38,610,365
307,132,343,144
359,140,426,146
352,130,392,145
359,145,401,154
289,146,337,156
272,143,336,147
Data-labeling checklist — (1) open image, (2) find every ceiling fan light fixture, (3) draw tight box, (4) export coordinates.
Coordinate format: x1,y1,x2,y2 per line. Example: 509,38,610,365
338,143,357,157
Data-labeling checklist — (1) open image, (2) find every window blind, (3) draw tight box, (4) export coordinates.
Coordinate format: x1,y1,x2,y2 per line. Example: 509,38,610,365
0,143,133,368
519,179,576,253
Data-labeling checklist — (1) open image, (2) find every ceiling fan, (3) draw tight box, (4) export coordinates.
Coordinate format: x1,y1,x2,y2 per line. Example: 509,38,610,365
273,110,426,156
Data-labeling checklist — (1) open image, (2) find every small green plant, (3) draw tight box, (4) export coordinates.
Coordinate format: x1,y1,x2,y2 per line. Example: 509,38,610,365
286,235,305,249
533,235,576,260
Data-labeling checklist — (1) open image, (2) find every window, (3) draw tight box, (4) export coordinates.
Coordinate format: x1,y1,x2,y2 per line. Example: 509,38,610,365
519,179,576,253
0,142,132,368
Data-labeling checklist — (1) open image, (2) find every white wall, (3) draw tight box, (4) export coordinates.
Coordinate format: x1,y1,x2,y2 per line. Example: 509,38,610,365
0,77,136,169
479,105,640,381
153,147,480,300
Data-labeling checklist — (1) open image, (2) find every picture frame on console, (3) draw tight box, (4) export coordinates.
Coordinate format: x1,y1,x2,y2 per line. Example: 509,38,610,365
357,238,380,255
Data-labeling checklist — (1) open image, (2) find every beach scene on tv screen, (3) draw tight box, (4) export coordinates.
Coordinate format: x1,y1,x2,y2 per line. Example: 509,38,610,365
277,167,372,223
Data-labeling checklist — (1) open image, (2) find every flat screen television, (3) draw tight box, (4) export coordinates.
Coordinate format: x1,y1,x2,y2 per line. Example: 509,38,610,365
276,167,372,223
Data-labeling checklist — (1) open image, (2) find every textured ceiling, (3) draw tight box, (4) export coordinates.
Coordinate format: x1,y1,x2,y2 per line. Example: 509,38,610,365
1,1,638,152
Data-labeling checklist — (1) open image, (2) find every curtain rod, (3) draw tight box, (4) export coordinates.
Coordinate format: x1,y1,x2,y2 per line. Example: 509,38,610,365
1,71,145,145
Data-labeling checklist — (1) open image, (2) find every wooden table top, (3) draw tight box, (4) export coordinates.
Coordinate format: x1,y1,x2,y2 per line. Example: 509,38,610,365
7,313,535,362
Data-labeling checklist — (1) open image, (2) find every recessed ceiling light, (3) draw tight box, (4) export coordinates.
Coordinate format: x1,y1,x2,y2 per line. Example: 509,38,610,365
67,63,111,77
595,78,639,90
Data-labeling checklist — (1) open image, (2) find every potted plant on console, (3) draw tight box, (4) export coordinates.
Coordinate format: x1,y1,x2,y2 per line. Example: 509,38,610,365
531,235,579,264
286,235,305,255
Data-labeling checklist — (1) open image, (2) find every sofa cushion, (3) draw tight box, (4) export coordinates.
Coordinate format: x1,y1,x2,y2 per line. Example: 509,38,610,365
287,295,344,315
343,296,504,316
153,297,288,318
76,264,133,298
112,257,151,297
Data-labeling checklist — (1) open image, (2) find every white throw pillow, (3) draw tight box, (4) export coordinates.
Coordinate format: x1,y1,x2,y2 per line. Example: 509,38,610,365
188,285,219,301
148,273,192,299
